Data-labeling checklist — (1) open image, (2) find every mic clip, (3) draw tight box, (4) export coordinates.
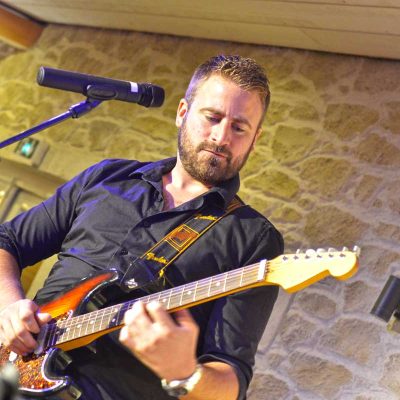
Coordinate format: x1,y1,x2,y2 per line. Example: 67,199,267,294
86,84,118,101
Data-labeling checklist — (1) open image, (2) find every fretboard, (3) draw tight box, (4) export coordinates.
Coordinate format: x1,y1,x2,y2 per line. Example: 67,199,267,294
44,260,267,348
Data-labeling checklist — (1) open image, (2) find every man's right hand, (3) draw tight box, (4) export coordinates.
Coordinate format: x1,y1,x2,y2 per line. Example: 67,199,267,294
0,299,52,355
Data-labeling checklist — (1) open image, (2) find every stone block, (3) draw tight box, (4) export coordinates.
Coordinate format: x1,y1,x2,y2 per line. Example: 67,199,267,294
265,101,290,126
380,353,400,395
271,206,302,223
354,59,400,94
357,245,399,279
353,175,381,203
304,205,368,246
374,223,400,244
244,169,300,200
271,125,316,164
299,52,360,90
289,102,319,121
296,291,337,319
344,280,380,313
275,79,309,95
323,104,379,140
319,318,381,365
382,101,400,135
287,351,352,398
299,157,354,199
247,372,289,400
278,312,317,348
356,134,400,166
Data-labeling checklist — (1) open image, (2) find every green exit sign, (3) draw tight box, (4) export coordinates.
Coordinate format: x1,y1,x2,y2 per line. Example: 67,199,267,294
14,138,39,159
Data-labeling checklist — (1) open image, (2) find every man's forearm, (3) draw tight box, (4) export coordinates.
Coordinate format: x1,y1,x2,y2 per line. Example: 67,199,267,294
0,249,25,307
182,361,239,400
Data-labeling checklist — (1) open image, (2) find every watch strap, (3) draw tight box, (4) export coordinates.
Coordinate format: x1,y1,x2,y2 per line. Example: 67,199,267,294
161,363,204,397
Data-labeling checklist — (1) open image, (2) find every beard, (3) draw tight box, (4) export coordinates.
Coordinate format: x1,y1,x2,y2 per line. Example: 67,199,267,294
177,119,252,186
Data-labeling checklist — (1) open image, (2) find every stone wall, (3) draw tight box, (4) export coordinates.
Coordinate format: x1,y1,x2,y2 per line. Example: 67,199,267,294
1,25,400,399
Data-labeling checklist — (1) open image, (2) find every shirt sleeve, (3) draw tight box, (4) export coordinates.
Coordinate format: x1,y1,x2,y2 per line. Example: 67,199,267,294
198,222,284,400
0,161,108,269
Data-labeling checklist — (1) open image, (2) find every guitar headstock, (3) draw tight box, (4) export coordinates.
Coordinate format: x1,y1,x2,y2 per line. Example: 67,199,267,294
266,246,360,293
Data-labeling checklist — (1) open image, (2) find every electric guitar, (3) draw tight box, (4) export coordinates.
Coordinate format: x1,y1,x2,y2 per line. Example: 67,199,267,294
0,247,359,399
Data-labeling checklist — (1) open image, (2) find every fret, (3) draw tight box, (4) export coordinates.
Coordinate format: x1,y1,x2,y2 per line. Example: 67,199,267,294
207,277,212,298
169,287,183,310
158,290,170,307
110,306,120,327
46,263,264,349
239,268,244,287
83,316,89,337
223,272,227,293
210,275,223,296
99,308,107,332
193,280,199,302
147,293,160,304
180,281,196,306
166,288,172,310
178,285,185,306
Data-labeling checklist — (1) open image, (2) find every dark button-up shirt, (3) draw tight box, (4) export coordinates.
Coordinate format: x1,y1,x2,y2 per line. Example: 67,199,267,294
0,158,283,400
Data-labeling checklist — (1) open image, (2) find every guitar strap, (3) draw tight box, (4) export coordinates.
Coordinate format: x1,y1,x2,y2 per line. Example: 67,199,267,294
120,196,245,292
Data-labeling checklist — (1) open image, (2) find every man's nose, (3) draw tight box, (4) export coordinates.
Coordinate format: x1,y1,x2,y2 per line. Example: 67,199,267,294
210,121,230,146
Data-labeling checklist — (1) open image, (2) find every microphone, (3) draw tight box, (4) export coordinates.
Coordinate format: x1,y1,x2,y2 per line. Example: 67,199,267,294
37,67,165,108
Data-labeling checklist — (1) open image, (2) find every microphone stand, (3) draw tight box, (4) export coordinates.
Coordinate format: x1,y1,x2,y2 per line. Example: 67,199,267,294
0,98,102,150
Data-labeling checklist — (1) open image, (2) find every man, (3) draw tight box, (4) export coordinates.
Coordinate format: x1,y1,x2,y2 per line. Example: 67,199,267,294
0,55,283,399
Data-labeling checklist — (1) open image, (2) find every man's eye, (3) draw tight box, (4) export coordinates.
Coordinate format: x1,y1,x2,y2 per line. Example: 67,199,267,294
233,125,245,133
205,115,220,123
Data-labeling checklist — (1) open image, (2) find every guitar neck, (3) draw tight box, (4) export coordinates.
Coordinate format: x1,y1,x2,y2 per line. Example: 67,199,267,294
51,261,267,346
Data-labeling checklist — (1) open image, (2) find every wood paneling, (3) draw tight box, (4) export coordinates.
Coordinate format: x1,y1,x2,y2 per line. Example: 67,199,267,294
1,0,400,59
0,4,43,48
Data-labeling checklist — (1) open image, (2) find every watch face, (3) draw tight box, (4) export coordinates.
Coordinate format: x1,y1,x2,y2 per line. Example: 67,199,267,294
166,386,188,397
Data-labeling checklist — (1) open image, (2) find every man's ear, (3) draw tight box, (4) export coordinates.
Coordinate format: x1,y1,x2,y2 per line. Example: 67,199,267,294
176,98,189,128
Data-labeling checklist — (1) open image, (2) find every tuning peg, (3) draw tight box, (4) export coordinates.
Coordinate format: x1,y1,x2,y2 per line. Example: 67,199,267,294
305,249,316,257
316,248,326,257
296,248,302,254
341,246,349,252
353,245,361,256
328,247,336,252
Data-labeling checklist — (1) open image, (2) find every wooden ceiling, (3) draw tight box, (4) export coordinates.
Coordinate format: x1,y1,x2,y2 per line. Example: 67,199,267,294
1,0,400,60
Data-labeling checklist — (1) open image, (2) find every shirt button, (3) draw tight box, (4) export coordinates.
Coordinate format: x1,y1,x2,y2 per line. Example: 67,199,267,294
120,248,128,255
142,221,151,228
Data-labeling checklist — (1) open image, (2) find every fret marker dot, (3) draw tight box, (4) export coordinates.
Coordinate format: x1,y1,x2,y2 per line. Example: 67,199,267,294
187,291,192,295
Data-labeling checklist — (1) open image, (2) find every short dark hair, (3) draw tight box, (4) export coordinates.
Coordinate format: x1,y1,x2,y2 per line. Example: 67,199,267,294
185,55,270,125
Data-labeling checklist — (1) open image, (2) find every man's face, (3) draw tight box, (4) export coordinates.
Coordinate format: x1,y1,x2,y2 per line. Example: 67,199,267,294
176,75,264,185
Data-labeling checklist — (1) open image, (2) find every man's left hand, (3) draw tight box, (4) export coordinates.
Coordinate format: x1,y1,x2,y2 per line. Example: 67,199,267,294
119,301,199,381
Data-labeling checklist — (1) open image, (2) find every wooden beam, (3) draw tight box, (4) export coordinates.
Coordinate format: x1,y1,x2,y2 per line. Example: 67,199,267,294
0,5,44,48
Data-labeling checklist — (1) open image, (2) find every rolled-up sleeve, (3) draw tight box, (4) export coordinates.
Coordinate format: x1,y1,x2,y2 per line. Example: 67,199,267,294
198,224,284,399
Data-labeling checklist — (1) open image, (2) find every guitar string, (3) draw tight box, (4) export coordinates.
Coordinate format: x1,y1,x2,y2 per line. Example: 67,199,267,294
43,254,350,346
44,262,266,345
47,269,262,342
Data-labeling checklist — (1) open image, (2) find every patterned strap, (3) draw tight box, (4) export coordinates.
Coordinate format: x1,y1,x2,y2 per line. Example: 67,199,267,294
121,197,245,290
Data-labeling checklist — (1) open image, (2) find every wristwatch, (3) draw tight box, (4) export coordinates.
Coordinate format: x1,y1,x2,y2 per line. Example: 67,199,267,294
161,363,204,397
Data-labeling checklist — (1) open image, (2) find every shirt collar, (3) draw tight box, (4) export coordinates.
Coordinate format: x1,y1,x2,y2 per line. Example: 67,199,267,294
129,157,240,209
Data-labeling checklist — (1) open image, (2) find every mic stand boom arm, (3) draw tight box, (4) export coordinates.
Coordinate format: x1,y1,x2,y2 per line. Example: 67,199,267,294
0,98,102,150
